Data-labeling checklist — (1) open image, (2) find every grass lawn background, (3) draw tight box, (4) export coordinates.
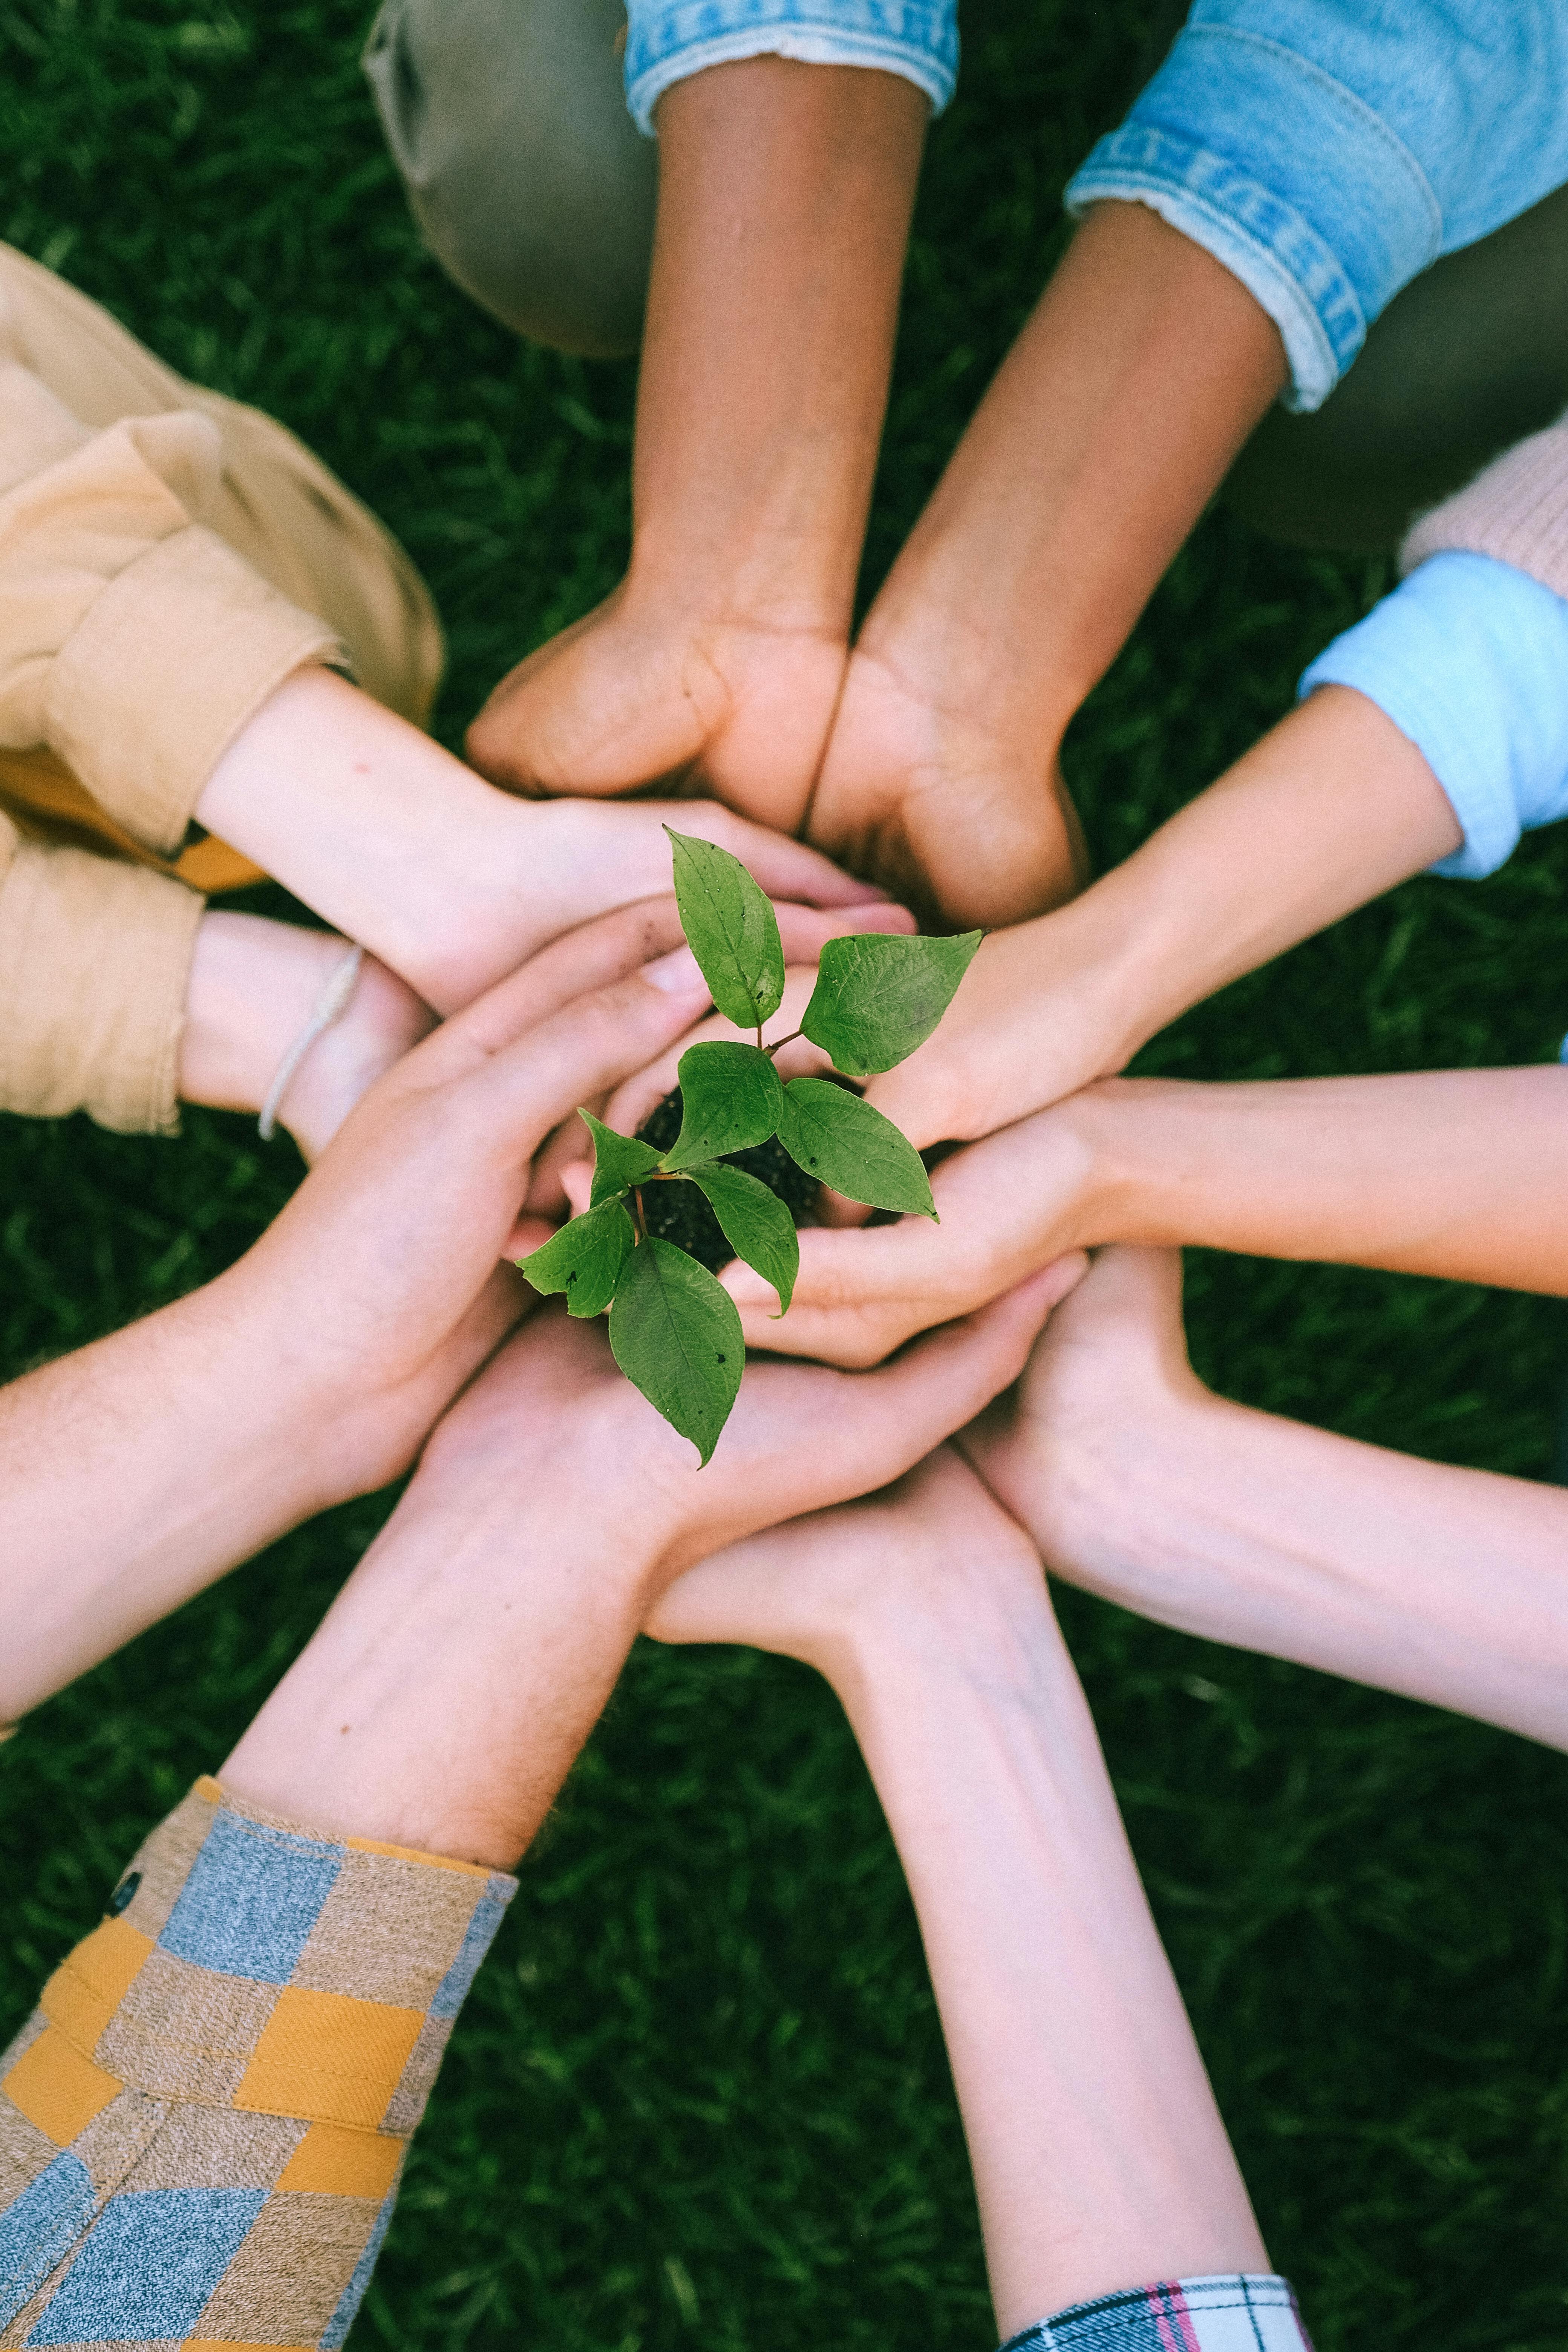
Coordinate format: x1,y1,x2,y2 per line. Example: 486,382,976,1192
3,3,1567,2344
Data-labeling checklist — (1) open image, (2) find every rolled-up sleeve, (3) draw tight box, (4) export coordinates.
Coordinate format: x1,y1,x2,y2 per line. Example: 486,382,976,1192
623,0,957,136
0,364,345,857
0,812,204,1133
1066,2,1568,412
1299,550,1568,880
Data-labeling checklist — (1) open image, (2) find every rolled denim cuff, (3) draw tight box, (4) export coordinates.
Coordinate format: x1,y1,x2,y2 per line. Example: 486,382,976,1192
1299,551,1568,882
999,2272,1313,2350
623,0,957,135
1067,21,1442,412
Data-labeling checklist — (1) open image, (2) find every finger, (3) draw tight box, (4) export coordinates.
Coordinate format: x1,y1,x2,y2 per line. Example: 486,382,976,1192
660,804,894,906
459,956,718,1169
444,897,696,1064
523,1088,617,1215
666,1267,1081,1573
724,1220,960,1365
773,899,914,960
597,966,833,1142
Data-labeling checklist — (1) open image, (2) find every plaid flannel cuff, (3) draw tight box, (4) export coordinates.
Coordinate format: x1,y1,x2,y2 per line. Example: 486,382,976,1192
0,1776,516,2348
1000,2273,1314,2351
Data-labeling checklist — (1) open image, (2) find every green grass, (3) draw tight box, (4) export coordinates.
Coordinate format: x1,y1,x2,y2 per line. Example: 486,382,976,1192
3,2,1568,2344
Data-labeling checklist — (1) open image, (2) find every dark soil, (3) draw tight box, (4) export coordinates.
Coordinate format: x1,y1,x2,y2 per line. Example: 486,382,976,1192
635,1087,819,1272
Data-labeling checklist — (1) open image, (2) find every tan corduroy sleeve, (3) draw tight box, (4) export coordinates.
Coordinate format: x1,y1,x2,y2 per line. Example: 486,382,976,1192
0,810,204,1132
0,360,345,857
1400,414,1568,600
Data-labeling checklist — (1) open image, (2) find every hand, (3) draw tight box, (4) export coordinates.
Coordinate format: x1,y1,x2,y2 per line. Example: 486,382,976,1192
219,1246,1069,1864
219,897,716,1499
408,1258,1084,1599
722,1105,1098,1367
645,1442,1054,1697
466,581,849,839
806,635,1089,929
195,666,891,1017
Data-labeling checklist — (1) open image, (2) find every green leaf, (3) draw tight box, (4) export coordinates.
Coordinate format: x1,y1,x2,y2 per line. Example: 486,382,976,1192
662,1042,784,1171
609,1235,744,1464
685,1163,800,1315
665,827,786,1029
800,931,983,1074
518,1198,635,1317
777,1078,936,1219
581,1109,663,1207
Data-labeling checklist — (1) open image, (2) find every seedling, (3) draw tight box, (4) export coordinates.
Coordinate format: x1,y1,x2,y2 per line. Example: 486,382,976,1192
521,831,980,1461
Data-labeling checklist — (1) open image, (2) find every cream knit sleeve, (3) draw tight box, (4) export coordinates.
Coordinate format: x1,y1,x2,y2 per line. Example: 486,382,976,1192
1400,416,1568,599
0,810,204,1133
0,359,345,858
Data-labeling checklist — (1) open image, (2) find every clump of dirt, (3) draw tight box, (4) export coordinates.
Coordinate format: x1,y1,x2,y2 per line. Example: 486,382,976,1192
634,1087,819,1273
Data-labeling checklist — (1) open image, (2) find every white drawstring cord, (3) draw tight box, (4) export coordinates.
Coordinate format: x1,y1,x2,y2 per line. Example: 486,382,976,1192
257,943,364,1141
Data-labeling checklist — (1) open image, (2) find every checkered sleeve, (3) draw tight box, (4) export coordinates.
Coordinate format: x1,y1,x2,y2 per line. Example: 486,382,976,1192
999,2274,1314,2350
0,1776,516,2348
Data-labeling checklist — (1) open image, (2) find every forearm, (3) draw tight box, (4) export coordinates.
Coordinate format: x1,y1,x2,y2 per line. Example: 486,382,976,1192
1059,1380,1568,1752
1071,1065,1568,1294
0,1274,341,1720
856,203,1286,745
632,58,925,635
835,1597,1265,2336
194,665,528,1011
874,685,1463,1143
220,1476,655,1869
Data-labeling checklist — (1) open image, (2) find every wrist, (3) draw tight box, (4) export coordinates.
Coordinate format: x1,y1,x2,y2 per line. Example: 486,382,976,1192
179,911,353,1119
1055,1078,1170,1248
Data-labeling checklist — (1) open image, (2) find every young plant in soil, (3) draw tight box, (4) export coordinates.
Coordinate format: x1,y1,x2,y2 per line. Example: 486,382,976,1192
521,830,979,1461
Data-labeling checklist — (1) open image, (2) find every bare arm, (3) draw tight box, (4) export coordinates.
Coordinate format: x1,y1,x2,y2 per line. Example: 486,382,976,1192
966,1248,1568,1755
648,1450,1280,2338
465,58,928,833
0,905,715,1721
194,666,887,1020
808,201,1291,925
731,1060,1568,1369
220,1274,1067,1868
867,684,1462,1150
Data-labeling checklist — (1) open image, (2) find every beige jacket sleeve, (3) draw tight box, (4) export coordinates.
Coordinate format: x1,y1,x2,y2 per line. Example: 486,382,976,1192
0,812,203,1133
0,359,345,856
0,354,346,1133
1400,414,1568,598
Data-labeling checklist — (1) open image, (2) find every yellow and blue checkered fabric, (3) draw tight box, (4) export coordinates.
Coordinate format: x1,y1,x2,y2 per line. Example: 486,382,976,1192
0,1777,516,2348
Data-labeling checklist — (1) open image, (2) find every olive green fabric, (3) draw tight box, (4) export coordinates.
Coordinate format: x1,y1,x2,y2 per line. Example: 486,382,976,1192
363,0,656,359
365,0,1568,551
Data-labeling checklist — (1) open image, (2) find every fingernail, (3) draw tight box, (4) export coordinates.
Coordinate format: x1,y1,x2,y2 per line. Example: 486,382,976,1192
645,946,707,994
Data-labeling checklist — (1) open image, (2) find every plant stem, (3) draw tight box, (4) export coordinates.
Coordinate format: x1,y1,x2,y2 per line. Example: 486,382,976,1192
763,1027,803,1058
631,1187,648,1241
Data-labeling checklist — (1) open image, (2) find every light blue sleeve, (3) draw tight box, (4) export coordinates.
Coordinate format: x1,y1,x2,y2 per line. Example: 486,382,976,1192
623,0,957,136
1066,2,1568,411
1298,551,1568,880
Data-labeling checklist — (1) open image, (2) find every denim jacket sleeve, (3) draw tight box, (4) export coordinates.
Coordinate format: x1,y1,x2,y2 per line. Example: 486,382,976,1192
1065,2,1568,412
623,0,957,134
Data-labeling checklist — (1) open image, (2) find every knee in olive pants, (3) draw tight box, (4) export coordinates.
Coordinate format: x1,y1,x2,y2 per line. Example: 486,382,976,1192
363,0,657,358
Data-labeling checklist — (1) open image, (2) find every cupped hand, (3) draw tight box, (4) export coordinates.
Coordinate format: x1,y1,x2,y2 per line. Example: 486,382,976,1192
804,638,1089,931
466,582,849,839
722,1107,1098,1367
220,898,715,1497
643,1443,1051,1696
409,1260,1082,1598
